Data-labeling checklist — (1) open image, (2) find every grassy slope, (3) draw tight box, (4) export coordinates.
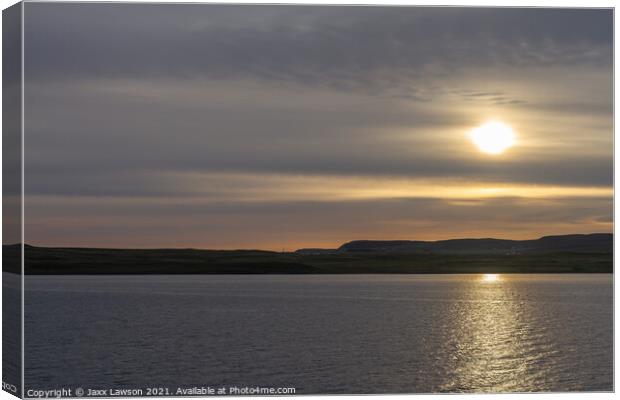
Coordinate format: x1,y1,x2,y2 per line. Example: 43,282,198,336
4,245,612,274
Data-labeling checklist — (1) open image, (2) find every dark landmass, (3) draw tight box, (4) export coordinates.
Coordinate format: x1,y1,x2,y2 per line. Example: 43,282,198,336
299,233,613,254
2,234,612,274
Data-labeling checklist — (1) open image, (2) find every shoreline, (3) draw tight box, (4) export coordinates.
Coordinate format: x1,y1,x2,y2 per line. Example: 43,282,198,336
3,245,612,275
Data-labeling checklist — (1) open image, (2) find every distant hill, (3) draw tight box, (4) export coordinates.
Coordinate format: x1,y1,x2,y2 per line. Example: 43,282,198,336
2,233,612,275
335,233,612,254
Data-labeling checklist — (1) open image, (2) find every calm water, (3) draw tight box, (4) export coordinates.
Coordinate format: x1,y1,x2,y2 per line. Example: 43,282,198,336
22,274,612,393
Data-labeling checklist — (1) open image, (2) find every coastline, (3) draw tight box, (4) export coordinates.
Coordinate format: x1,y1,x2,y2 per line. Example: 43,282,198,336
4,245,612,275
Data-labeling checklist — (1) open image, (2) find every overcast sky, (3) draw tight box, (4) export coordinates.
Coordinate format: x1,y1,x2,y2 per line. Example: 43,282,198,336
23,4,612,250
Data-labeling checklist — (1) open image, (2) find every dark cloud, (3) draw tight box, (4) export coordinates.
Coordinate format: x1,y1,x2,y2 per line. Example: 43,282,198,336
24,155,613,199
24,4,612,94
455,90,527,105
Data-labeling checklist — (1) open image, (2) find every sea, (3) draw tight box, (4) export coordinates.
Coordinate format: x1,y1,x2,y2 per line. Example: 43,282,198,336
12,273,613,394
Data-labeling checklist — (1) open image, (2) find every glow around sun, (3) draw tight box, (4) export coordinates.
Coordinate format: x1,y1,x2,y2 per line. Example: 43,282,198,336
469,120,516,155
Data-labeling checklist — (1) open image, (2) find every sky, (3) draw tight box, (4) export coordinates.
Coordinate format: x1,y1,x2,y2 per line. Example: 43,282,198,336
22,4,613,250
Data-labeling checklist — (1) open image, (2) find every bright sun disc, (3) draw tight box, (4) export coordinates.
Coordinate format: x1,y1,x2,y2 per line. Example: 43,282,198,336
469,121,515,155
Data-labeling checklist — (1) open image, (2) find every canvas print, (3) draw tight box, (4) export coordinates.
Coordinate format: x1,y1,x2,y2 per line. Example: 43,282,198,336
2,2,614,397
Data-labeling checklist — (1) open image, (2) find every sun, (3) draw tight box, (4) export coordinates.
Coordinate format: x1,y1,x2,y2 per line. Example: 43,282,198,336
469,120,516,155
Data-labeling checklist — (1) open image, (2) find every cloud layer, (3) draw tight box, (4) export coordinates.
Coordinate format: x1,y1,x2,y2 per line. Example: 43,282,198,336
22,4,613,249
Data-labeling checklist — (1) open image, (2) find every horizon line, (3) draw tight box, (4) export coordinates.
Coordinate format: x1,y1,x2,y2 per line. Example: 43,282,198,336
3,232,612,252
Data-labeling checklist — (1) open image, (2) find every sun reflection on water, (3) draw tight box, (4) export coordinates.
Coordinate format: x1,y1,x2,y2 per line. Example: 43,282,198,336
481,274,500,282
438,273,556,392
